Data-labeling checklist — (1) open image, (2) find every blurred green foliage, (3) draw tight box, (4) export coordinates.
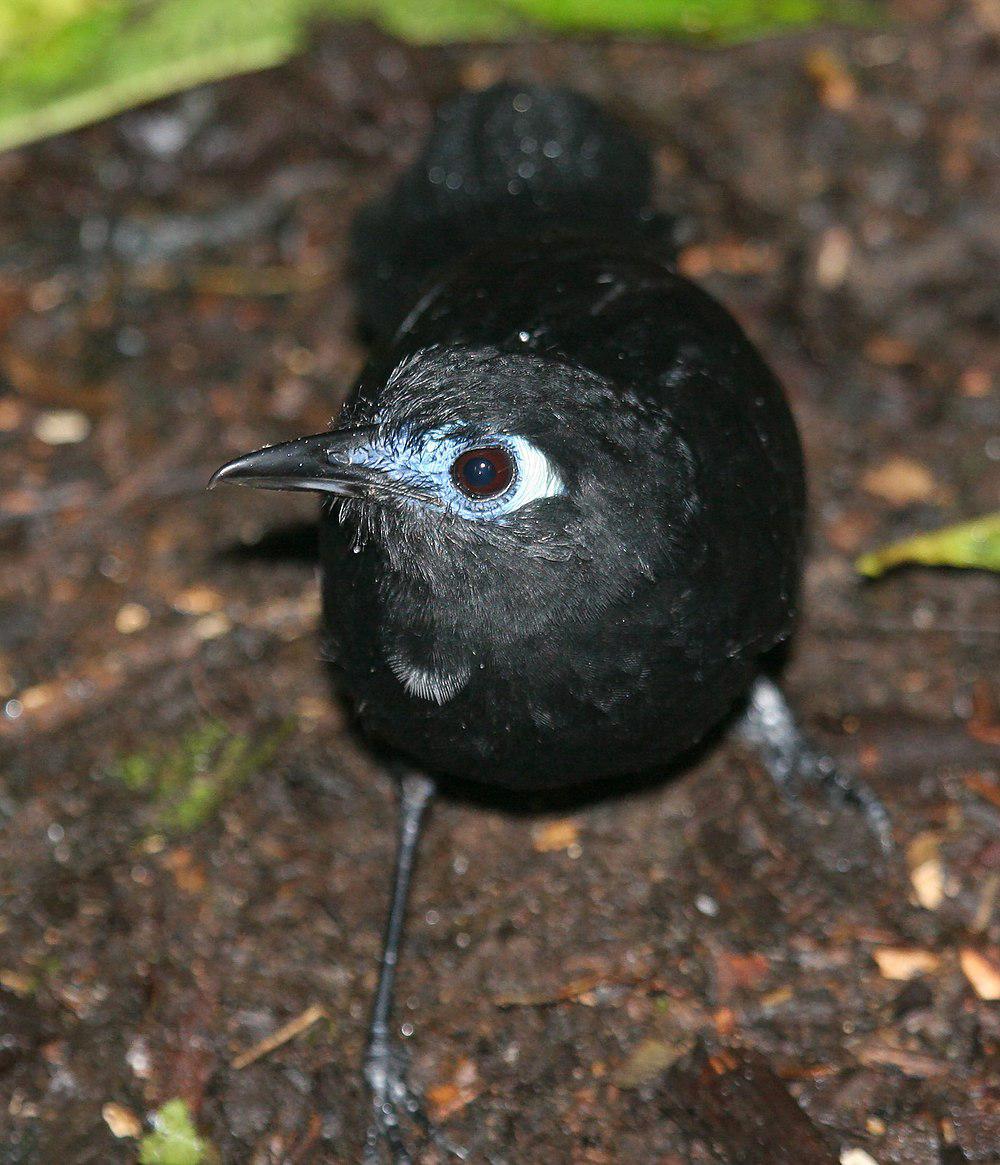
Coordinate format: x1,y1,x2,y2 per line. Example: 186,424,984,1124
111,719,291,835
857,513,1000,578
139,1099,215,1165
0,0,877,150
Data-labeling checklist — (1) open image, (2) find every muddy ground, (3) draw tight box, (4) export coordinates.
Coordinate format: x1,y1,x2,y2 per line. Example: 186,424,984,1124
0,2,997,1162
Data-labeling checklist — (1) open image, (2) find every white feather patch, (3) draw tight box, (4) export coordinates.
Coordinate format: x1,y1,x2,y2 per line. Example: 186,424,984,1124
386,649,469,705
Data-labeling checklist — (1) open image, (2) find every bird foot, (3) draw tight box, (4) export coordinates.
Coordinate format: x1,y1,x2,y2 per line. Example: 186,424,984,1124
738,676,893,854
363,1036,468,1164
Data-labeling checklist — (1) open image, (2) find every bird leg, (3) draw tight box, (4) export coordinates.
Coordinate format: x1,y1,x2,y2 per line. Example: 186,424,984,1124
736,676,893,854
363,770,466,1164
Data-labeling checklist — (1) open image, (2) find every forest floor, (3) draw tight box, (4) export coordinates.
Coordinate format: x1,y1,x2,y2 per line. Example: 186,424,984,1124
0,1,997,1161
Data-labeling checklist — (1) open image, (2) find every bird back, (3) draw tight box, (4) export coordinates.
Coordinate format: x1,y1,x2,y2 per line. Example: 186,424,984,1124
351,83,669,344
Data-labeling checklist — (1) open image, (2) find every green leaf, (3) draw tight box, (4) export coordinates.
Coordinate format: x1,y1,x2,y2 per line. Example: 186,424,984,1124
856,512,1000,578
0,0,312,151
139,1099,211,1165
0,0,880,152
492,0,875,39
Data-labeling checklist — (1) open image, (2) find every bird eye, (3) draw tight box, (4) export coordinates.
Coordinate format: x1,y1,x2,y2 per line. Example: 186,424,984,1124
450,446,515,499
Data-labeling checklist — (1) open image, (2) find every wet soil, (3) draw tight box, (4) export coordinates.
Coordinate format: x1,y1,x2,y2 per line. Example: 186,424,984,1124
1,2,998,1162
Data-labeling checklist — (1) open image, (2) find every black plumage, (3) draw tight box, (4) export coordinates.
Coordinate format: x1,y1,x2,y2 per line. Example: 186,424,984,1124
323,240,804,787
211,84,886,1162
351,84,664,343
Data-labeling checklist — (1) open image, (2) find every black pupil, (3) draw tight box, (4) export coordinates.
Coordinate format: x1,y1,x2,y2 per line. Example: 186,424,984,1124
462,456,498,490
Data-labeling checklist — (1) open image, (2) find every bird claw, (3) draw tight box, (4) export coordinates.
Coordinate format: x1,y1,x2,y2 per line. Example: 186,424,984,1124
363,1037,468,1164
738,676,893,854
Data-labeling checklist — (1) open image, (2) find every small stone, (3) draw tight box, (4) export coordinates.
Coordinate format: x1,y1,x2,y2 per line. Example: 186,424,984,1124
532,818,580,853
125,1035,153,1079
29,276,68,313
910,857,945,910
872,947,940,980
0,970,34,996
861,456,937,506
815,227,853,289
840,1150,879,1165
115,603,150,634
102,1101,142,1139
695,893,719,916
614,1037,692,1088
959,948,1000,1000
194,612,231,640
32,409,91,445
19,683,55,711
172,585,223,615
906,832,945,910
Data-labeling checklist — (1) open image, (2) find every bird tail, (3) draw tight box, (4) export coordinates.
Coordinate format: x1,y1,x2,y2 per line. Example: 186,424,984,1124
351,83,666,344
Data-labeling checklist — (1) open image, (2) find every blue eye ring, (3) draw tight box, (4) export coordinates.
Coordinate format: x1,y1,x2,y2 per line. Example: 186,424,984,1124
450,446,515,499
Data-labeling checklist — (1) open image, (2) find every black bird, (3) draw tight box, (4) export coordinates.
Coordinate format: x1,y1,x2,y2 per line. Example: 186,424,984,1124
211,84,890,1162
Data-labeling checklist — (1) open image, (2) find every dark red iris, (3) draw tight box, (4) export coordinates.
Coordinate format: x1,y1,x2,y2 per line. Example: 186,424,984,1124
451,446,515,499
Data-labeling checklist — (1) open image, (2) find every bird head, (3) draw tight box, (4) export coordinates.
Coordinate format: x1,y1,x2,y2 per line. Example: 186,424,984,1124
211,345,695,643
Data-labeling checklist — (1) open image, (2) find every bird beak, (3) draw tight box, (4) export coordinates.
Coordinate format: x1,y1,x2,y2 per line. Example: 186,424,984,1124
209,427,384,498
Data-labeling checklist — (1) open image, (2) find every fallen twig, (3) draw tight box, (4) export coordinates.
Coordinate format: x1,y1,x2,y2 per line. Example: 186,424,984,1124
231,1003,326,1070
